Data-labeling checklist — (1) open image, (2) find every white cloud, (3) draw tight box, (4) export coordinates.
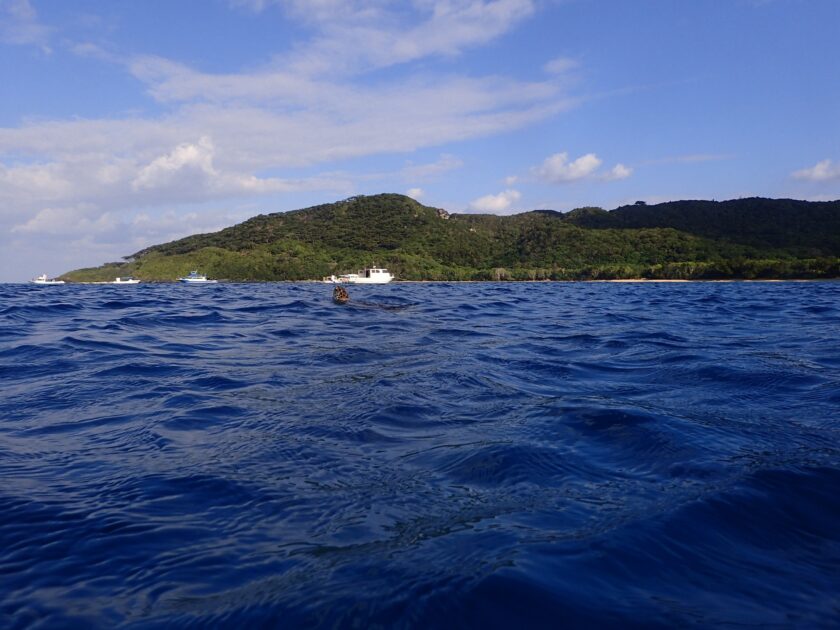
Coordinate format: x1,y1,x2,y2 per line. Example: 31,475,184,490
406,187,424,199
128,136,311,198
128,50,561,111
0,160,75,206
534,152,602,182
543,56,579,74
0,69,568,208
128,208,251,242
12,202,252,256
0,0,51,50
229,0,383,20
12,204,107,235
603,163,632,181
4,202,257,282
229,0,275,11
469,188,520,213
793,159,840,182
257,0,536,76
532,152,632,184
0,132,353,221
400,154,463,181
119,59,568,166
503,175,519,185
68,41,120,63
132,136,217,192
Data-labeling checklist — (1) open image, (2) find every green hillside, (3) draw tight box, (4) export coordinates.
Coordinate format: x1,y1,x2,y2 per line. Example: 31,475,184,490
566,198,840,255
62,194,840,281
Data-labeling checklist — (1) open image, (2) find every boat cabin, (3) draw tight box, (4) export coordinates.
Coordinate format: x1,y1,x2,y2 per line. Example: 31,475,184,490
364,267,388,278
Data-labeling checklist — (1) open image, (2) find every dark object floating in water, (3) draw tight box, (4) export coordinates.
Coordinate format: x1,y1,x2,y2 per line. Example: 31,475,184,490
333,286,415,311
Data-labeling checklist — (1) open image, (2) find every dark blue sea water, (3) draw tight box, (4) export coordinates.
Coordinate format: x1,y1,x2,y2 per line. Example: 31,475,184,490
1,281,838,628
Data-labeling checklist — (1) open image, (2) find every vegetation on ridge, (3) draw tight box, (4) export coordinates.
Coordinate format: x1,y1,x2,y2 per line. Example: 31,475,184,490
62,194,840,282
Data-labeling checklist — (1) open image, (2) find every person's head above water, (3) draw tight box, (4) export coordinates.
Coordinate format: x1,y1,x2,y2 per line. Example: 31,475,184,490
333,285,349,304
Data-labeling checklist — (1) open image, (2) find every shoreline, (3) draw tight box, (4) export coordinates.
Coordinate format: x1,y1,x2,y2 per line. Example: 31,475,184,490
14,277,839,285
392,278,836,283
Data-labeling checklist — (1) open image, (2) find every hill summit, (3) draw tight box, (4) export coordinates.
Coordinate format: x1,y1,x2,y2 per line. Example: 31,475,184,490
63,193,840,281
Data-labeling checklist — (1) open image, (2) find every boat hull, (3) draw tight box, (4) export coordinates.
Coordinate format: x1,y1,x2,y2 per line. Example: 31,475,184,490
178,271,217,284
30,274,65,285
340,277,392,284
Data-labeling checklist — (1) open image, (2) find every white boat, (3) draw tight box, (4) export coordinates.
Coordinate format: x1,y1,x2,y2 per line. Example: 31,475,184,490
323,266,394,284
178,271,218,284
30,274,65,285
111,277,140,285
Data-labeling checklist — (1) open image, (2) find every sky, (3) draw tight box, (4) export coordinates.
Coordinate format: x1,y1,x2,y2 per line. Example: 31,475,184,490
1,0,838,281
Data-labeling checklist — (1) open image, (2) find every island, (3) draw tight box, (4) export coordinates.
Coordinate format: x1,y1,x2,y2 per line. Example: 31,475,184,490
61,194,840,282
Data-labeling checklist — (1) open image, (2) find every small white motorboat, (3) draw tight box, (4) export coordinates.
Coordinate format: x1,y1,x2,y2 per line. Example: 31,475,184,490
323,266,394,284
178,271,218,284
30,274,65,285
111,277,140,284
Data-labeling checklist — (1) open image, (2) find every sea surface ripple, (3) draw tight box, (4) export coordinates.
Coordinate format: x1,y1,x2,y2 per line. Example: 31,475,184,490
0,281,838,628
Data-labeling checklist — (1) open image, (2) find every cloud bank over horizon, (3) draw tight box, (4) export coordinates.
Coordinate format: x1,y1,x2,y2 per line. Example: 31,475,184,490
793,159,840,183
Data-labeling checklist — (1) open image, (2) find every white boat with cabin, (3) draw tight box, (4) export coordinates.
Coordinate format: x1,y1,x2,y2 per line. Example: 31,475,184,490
323,266,394,284
178,271,218,284
30,274,65,285
112,277,140,284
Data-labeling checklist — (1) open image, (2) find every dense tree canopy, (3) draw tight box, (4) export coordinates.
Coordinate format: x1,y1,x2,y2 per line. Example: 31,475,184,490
63,194,840,282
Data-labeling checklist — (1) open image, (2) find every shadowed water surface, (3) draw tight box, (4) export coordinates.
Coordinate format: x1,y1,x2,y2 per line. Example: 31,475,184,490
0,281,838,628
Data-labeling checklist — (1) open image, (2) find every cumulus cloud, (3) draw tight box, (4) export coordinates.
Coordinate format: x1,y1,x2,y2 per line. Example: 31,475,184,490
0,132,353,220
533,152,631,184
406,187,424,199
793,159,840,182
534,152,601,182
469,188,521,213
603,163,632,181
128,136,308,198
132,137,217,191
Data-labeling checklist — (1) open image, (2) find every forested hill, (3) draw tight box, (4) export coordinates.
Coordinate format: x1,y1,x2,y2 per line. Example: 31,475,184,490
564,198,840,255
63,194,840,282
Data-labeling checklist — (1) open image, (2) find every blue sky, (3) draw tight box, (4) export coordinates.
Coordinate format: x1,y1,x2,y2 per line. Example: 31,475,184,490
1,0,838,280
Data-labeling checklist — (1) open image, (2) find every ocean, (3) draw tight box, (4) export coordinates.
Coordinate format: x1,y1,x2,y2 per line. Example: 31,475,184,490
1,281,838,628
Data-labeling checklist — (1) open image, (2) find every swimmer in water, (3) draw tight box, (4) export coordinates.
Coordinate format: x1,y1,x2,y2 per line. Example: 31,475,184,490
332,285,411,311
333,285,349,304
